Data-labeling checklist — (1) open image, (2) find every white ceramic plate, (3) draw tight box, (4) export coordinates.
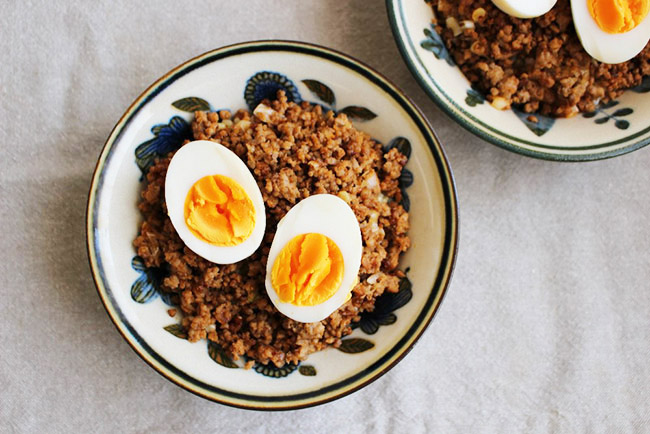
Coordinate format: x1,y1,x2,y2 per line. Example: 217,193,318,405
387,0,650,161
87,41,458,410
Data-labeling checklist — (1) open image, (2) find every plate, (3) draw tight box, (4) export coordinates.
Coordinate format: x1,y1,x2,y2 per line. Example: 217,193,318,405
386,0,650,161
86,40,458,409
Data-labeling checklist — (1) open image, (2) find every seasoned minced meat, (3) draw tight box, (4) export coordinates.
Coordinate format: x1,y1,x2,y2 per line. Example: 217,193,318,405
133,91,411,367
432,0,650,116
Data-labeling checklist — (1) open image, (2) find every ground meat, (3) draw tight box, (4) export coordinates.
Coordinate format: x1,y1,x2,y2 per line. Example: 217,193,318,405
431,0,650,116
133,91,411,367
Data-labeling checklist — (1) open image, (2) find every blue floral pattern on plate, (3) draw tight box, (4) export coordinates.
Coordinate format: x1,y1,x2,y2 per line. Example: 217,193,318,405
130,257,173,305
353,274,412,335
244,71,302,110
132,71,413,378
134,116,192,175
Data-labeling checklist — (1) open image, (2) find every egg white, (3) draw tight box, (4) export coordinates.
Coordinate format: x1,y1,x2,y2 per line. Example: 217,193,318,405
571,0,650,64
492,0,557,18
164,140,266,264
264,194,362,323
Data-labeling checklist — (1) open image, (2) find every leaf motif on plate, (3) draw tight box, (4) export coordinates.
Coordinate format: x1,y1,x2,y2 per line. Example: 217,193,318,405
583,100,633,130
302,79,336,106
171,97,211,112
298,365,317,376
163,324,187,339
339,106,377,121
612,108,633,117
338,338,375,354
207,341,238,369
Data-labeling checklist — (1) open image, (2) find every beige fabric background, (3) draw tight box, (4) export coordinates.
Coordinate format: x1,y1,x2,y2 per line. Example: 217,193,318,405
2,1,649,432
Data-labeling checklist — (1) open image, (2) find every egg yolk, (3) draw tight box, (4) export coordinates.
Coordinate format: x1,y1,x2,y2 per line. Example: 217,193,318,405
271,233,345,307
184,175,255,247
588,0,650,33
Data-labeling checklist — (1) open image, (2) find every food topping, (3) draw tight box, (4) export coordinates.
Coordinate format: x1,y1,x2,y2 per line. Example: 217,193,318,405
271,233,344,306
588,0,650,33
184,175,255,246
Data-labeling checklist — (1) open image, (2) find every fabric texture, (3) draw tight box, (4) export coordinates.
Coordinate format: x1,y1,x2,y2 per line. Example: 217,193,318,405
1,1,649,432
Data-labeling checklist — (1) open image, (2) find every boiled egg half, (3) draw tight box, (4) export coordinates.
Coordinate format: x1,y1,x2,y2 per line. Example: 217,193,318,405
165,140,266,264
572,0,650,63
491,0,557,18
264,194,362,323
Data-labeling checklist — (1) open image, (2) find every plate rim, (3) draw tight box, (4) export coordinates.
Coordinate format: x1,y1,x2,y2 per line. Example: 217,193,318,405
385,0,650,162
86,39,459,410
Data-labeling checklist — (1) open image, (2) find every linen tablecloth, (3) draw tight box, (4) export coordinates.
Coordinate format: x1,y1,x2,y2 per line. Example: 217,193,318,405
2,1,649,432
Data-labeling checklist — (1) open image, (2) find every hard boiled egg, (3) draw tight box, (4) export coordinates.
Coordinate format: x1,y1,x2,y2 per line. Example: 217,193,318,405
264,194,362,323
572,0,650,63
491,0,557,18
165,140,266,264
